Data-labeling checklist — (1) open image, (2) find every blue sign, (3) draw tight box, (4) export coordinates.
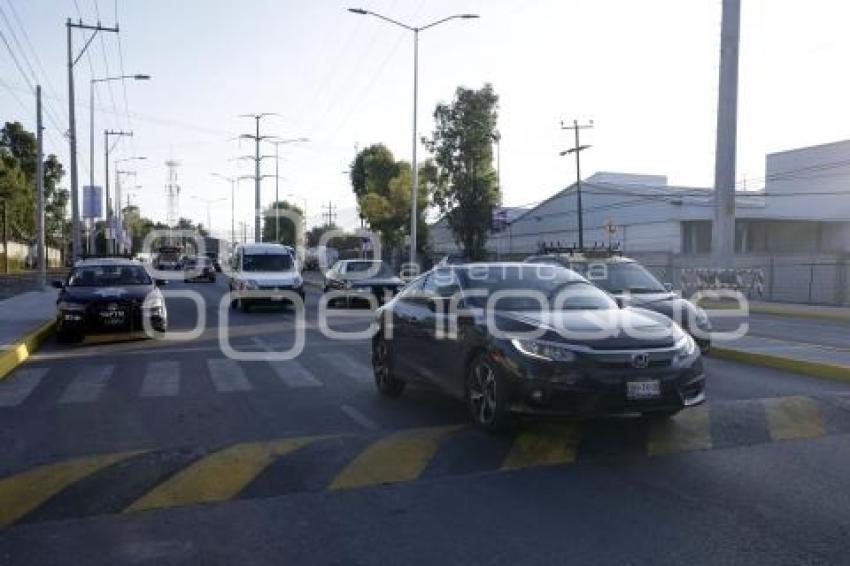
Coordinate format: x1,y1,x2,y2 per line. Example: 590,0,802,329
83,186,103,219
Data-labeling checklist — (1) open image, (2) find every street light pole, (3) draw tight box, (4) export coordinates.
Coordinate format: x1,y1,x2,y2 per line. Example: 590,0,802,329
66,19,119,259
266,138,309,243
211,173,237,245
347,8,479,268
103,130,132,254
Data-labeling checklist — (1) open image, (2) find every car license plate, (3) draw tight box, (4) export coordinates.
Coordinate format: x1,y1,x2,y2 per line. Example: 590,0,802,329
626,380,661,400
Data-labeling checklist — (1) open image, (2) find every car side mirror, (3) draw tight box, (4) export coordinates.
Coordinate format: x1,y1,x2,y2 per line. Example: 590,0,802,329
664,282,673,292
155,279,168,287
51,280,64,289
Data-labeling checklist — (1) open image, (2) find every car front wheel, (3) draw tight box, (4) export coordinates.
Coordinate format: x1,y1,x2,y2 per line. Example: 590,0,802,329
467,354,512,432
373,336,405,397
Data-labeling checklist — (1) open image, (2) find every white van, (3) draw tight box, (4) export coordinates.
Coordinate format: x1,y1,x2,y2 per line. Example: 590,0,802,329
228,243,304,311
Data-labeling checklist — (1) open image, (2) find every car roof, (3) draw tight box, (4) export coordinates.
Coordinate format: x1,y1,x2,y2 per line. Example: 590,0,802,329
236,243,293,254
74,257,141,267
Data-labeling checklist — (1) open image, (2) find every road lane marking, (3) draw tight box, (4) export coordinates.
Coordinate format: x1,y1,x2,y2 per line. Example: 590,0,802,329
0,367,48,407
252,337,322,387
207,358,252,392
329,425,462,490
501,422,581,470
0,451,143,528
140,361,181,398
124,437,320,513
58,365,114,404
324,353,372,384
340,404,379,431
763,396,825,441
647,405,712,456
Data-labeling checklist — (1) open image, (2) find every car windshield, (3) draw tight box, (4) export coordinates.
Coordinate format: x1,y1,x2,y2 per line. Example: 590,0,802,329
243,254,293,272
577,262,666,294
346,261,394,278
67,265,152,287
457,264,617,311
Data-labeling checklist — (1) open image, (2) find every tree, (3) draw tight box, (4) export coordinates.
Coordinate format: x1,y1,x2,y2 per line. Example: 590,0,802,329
349,144,434,252
0,122,68,246
424,84,501,260
306,222,337,247
262,200,303,245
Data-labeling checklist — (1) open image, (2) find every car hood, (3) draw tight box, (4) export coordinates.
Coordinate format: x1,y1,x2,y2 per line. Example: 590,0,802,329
242,272,302,285
494,307,678,349
617,292,700,322
60,285,158,303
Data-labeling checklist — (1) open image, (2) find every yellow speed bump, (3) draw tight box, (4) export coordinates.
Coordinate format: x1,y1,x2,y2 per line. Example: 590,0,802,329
0,450,143,528
125,437,323,513
501,422,581,470
647,405,712,456
330,425,462,490
763,396,825,441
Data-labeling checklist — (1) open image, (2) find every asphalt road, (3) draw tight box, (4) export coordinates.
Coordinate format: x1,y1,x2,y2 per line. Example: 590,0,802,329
2,277,850,565
710,310,850,349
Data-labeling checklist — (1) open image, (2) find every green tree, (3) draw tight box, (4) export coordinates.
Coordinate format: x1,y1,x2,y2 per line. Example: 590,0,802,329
262,200,303,245
0,122,68,246
424,84,500,260
306,222,337,247
350,144,434,251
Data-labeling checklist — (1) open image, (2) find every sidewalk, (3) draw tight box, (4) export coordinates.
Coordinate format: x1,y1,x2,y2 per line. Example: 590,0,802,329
0,288,58,379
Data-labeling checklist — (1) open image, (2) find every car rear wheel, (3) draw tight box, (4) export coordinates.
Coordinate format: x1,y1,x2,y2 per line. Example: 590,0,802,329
467,354,512,432
373,336,405,397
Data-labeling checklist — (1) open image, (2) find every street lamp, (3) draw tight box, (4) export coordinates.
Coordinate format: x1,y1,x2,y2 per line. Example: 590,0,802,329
267,137,309,242
347,8,479,267
211,173,239,245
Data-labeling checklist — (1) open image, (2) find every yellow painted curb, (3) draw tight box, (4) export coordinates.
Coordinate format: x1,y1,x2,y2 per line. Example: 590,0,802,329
703,302,850,322
712,346,850,384
0,319,55,381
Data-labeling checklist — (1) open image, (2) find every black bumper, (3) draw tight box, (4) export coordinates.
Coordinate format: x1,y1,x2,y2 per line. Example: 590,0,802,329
500,355,705,417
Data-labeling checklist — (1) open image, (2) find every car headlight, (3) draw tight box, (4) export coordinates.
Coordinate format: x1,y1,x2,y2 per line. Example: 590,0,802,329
675,333,697,360
58,301,86,312
511,339,577,363
242,279,259,290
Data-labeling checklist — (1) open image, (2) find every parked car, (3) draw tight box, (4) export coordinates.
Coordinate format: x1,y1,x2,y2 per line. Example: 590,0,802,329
228,243,304,311
371,263,705,431
524,251,711,352
52,258,167,342
183,256,216,282
323,259,405,307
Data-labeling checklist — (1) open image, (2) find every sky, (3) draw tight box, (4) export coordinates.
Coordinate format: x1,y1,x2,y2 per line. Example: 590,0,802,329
3,0,850,240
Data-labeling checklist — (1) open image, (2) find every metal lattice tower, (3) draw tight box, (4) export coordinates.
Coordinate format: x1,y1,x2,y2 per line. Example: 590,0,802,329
165,159,181,228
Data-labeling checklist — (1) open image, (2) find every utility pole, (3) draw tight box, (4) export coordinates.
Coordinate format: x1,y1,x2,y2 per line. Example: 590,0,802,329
36,86,45,284
238,113,278,243
322,201,337,226
66,18,119,259
712,0,741,269
560,120,593,250
104,130,132,254
2,200,7,273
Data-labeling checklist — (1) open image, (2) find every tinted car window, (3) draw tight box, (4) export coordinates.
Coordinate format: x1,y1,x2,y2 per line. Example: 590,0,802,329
457,265,616,311
243,254,293,272
583,263,666,293
345,261,394,277
68,265,152,287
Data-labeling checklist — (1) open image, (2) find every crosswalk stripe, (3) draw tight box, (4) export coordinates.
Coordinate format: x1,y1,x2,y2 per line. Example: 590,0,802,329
0,367,48,407
207,359,252,392
647,405,712,456
58,365,114,404
268,360,322,388
501,422,581,470
324,353,372,384
0,451,143,528
329,425,462,490
763,396,825,441
140,361,180,398
124,437,320,513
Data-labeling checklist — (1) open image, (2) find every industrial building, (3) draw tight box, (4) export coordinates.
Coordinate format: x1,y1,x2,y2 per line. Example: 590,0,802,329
429,140,850,305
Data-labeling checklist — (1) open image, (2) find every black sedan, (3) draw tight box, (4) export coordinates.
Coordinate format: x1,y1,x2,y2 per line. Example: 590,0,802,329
324,259,405,307
52,258,168,342
371,263,705,431
183,256,216,282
